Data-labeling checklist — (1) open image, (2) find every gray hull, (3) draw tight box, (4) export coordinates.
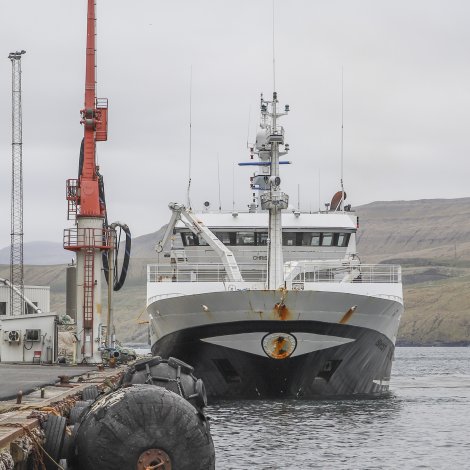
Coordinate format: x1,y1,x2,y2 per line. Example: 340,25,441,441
149,289,402,399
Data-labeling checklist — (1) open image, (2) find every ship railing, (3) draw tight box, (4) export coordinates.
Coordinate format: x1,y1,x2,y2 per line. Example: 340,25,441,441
147,292,183,305
285,262,402,284
147,263,401,284
147,263,266,283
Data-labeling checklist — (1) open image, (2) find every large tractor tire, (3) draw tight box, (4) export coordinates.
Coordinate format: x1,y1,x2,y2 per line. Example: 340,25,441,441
74,384,214,470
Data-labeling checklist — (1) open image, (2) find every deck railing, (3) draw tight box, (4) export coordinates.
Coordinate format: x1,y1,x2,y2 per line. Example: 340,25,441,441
147,262,401,284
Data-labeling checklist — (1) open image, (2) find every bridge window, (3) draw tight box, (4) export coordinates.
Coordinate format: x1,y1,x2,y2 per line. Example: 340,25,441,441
282,232,351,247
337,233,351,247
302,233,321,246
236,232,255,246
257,232,269,245
216,232,233,245
283,232,296,246
181,232,197,246
182,230,351,248
180,232,209,246
322,233,334,246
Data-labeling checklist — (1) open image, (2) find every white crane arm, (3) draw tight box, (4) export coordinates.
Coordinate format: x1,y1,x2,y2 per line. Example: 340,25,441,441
156,203,243,283
155,209,181,254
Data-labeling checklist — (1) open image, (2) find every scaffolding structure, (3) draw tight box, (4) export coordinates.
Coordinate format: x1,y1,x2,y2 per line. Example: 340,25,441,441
8,50,26,316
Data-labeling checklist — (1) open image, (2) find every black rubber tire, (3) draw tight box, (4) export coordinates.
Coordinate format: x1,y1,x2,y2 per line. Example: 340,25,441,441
66,422,81,467
134,355,162,371
195,379,207,408
75,384,215,470
73,400,92,408
69,406,87,425
43,415,67,470
60,426,73,459
121,357,206,413
168,356,194,374
82,385,99,400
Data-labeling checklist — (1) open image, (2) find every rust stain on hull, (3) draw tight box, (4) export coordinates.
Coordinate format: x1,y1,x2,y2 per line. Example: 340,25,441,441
272,287,291,320
273,303,291,321
272,337,291,359
339,305,357,324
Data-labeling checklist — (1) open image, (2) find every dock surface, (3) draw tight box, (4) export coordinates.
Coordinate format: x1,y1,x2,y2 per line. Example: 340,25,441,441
0,364,94,400
0,363,124,466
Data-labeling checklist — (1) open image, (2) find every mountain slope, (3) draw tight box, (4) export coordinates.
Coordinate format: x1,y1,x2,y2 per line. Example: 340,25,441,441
0,241,72,266
1,197,469,345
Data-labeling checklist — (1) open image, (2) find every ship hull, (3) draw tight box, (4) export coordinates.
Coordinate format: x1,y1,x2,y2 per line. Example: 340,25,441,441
148,289,402,399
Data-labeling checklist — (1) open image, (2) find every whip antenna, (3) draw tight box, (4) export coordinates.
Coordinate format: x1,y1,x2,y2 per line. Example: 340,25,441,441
272,0,276,91
232,163,235,212
246,106,251,148
186,66,193,209
217,154,222,211
340,66,344,211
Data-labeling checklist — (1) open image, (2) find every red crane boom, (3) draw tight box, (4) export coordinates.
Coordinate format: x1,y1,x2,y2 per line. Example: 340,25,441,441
79,0,108,216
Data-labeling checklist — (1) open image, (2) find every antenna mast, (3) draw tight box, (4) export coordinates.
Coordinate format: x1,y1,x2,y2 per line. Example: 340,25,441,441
186,67,193,209
272,0,276,91
217,154,222,211
8,50,26,316
340,67,344,211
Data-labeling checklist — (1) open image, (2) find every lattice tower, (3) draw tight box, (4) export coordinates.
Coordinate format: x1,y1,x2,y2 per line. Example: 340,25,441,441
8,50,26,315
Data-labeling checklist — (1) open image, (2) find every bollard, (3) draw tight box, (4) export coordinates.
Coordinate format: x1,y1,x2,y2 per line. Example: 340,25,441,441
16,390,22,404
41,388,45,398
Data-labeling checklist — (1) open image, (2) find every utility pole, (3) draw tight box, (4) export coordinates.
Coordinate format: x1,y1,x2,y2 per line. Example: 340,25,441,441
8,50,26,316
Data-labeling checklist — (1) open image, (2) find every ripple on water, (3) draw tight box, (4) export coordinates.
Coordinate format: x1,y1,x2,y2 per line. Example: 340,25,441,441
208,347,470,469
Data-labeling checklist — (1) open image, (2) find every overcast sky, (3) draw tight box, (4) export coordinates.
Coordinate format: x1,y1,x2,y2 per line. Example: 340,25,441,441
1,0,469,248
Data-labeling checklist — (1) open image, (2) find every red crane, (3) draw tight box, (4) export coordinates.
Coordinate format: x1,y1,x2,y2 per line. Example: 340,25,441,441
79,0,108,216
64,0,112,363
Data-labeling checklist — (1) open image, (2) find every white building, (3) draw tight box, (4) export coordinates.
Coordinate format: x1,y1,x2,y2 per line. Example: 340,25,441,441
0,284,58,363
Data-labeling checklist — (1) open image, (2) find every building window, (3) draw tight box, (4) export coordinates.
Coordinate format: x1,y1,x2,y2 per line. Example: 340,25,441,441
0,302,6,315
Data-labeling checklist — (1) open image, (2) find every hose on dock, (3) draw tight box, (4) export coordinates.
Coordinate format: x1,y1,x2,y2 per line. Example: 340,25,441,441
102,221,131,292
78,138,132,292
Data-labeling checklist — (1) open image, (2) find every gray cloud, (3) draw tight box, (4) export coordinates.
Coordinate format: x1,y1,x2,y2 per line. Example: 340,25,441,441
1,0,469,248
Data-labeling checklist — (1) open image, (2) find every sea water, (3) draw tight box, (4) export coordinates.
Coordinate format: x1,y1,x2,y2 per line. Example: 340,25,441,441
209,347,470,469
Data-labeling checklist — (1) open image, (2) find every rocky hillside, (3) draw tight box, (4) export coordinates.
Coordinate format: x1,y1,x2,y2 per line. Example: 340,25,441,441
355,198,470,263
1,197,469,345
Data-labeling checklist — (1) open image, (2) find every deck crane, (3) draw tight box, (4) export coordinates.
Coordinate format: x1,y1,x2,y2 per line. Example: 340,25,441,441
156,203,243,283
64,0,130,363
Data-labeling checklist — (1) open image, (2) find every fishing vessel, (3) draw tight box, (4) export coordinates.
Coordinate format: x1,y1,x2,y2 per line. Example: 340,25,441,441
146,91,403,399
